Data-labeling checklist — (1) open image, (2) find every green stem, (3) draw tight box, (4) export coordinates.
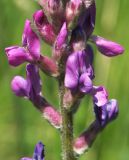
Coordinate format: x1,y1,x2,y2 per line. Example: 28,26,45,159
59,81,77,160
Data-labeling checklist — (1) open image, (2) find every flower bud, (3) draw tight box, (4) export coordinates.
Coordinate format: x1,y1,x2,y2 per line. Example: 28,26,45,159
91,35,124,57
73,121,100,155
38,55,59,77
66,0,83,29
43,106,62,129
38,0,64,32
53,22,68,61
33,10,56,45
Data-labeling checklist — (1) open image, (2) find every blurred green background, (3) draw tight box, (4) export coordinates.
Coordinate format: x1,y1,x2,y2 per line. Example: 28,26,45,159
0,0,129,160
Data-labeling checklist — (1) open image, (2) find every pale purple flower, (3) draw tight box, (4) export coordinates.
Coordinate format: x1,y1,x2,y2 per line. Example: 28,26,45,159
11,64,42,106
94,99,119,127
5,20,40,66
91,86,108,107
91,35,124,57
21,142,44,160
65,50,94,93
33,10,56,45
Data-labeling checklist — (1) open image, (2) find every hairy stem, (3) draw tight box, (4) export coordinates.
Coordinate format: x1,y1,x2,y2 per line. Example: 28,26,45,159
59,81,77,160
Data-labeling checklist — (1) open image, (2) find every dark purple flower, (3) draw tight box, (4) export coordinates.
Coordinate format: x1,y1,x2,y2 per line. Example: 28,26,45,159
5,20,40,66
91,35,124,57
11,64,42,106
94,99,119,127
65,50,94,93
33,10,56,45
79,1,96,39
91,86,108,107
21,141,44,160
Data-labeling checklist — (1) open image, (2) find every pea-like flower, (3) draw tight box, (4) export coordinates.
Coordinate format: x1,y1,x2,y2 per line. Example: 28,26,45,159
94,99,119,127
65,50,94,93
5,20,40,66
11,64,42,106
21,141,44,160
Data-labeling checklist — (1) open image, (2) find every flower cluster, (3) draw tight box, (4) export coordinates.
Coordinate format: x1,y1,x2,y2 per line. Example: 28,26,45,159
5,0,124,159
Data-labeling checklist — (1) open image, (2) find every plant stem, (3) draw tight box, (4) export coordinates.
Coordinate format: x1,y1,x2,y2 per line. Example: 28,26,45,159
59,81,77,160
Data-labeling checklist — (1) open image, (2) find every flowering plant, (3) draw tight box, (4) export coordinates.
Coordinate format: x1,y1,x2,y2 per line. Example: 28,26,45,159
5,0,124,160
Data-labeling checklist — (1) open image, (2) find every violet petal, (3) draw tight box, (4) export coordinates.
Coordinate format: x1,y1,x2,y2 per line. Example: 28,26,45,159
55,22,67,49
26,64,42,105
92,86,108,107
79,73,92,93
33,142,45,160
65,52,79,89
91,35,124,57
5,46,31,66
94,99,118,127
22,20,40,60
11,76,29,97
65,51,94,91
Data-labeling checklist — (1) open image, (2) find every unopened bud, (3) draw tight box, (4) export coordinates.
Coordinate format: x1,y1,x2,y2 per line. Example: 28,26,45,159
38,55,59,77
66,0,83,29
91,35,124,57
33,10,56,45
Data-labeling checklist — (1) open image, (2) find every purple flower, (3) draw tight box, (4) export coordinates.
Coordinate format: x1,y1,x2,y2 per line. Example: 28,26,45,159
91,86,108,107
21,141,44,160
33,10,56,45
11,64,42,106
91,35,124,57
65,50,94,93
5,20,40,66
94,99,119,127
